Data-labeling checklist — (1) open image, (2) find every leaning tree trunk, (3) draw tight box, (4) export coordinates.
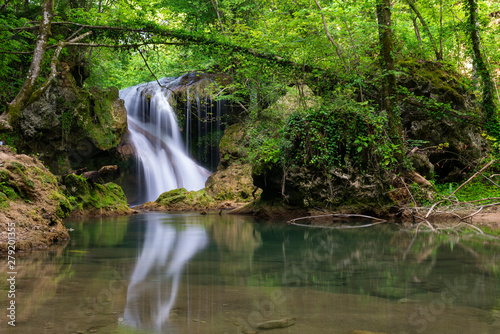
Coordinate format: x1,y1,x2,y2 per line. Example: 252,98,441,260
3,0,54,124
406,0,442,61
376,0,403,149
466,0,497,133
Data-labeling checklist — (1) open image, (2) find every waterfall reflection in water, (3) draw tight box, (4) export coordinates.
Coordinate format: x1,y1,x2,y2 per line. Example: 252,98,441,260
123,216,208,331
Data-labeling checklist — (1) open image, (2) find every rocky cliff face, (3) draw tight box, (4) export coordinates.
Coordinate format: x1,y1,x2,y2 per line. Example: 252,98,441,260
16,62,129,175
244,60,489,214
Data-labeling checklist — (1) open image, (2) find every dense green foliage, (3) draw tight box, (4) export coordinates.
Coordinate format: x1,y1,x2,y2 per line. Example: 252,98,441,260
1,0,500,206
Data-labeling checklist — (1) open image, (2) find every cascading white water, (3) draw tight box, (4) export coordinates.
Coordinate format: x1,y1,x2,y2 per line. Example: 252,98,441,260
120,78,211,204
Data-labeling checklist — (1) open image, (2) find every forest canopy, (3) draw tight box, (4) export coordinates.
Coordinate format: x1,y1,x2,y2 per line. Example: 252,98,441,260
1,0,500,158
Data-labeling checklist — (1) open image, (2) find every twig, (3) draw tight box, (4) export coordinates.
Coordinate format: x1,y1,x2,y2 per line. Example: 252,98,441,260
413,215,438,233
425,200,442,219
137,47,166,90
236,100,249,112
449,159,495,197
460,206,483,221
401,177,419,215
460,197,500,204
478,172,500,189
214,87,227,97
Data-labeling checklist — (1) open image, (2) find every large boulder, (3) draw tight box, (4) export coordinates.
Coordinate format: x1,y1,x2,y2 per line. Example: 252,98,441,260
138,188,216,211
398,60,489,181
205,123,259,204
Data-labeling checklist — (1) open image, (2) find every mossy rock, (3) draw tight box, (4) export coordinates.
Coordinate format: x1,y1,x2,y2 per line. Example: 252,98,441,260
64,174,131,216
0,192,10,209
0,146,70,252
18,72,128,175
140,188,216,211
81,87,128,151
205,163,259,202
50,191,73,219
218,123,249,168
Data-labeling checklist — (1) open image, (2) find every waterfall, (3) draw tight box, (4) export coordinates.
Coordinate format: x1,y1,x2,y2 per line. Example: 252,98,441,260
120,78,211,204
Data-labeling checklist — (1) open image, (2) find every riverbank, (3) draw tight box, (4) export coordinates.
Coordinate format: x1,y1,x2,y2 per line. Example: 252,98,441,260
0,146,133,252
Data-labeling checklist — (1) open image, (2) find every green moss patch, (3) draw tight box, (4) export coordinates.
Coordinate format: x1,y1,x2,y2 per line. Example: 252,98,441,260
63,174,131,216
139,188,216,211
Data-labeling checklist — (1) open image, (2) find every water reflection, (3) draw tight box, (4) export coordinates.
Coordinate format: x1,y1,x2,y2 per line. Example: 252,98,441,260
123,215,208,332
2,213,500,334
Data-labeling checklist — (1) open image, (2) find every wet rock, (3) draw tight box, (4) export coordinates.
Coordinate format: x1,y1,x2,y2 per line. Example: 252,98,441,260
256,317,296,329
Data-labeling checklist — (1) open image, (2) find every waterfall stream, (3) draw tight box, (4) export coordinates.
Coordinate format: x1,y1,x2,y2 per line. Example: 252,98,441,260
120,77,211,204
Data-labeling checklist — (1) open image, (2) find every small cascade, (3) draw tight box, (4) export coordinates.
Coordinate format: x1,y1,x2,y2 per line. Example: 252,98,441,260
179,85,225,172
120,78,211,204
185,88,191,152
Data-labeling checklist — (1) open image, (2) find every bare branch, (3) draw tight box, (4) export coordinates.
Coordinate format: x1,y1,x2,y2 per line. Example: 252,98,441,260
313,0,348,71
65,42,184,48
288,213,387,224
449,159,495,197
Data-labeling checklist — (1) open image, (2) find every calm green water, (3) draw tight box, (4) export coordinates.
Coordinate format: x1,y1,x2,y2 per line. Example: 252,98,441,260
2,212,500,333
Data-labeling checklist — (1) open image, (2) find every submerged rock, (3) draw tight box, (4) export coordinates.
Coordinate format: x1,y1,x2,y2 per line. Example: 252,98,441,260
0,146,70,251
256,317,296,329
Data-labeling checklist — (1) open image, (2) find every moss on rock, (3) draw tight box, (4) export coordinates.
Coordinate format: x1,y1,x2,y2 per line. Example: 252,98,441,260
206,164,260,202
204,123,260,205
218,123,249,169
0,146,70,252
17,64,128,175
63,174,131,217
138,188,216,211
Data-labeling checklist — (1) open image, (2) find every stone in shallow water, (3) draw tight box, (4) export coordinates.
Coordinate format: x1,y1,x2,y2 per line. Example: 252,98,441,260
256,317,296,329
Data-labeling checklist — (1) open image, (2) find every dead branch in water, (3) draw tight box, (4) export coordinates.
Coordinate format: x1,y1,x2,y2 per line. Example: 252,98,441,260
396,159,499,234
288,220,387,229
288,213,387,224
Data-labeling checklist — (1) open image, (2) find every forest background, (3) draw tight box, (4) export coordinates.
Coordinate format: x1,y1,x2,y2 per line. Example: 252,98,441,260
1,0,500,216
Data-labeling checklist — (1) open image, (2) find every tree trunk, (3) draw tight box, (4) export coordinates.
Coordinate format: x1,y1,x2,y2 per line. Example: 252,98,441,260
406,0,442,61
314,0,348,72
376,0,403,148
412,16,423,47
466,0,497,129
3,0,54,124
